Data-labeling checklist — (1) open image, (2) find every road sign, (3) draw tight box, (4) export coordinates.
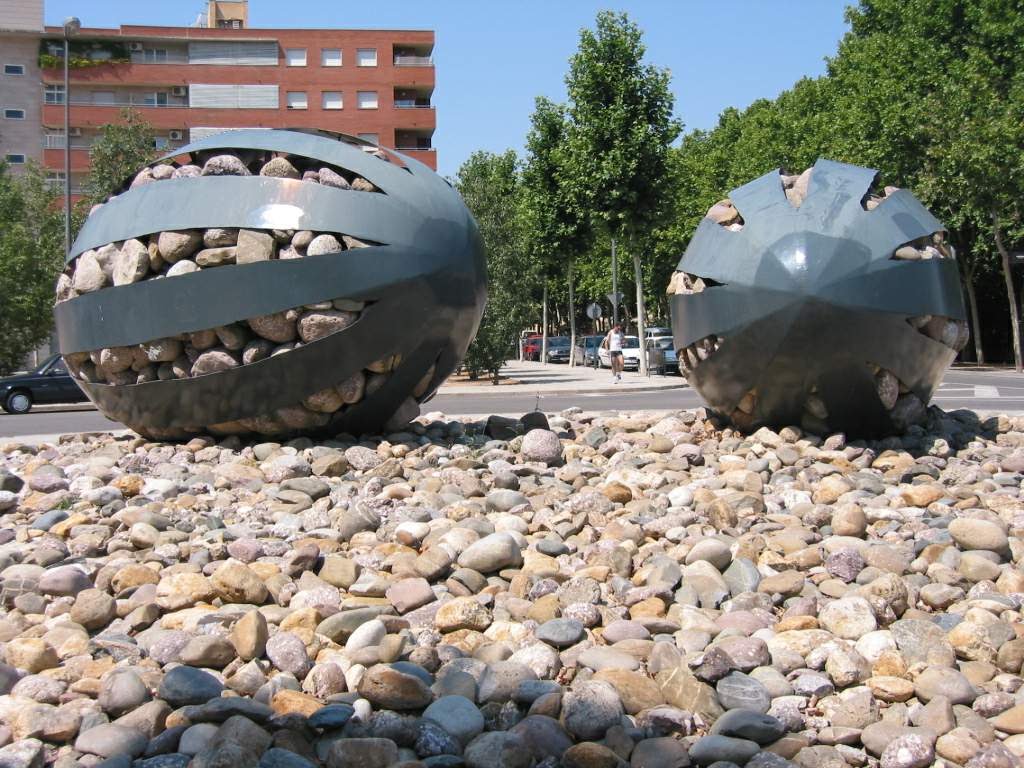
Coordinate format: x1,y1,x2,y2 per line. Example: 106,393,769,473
606,291,624,307
586,302,602,320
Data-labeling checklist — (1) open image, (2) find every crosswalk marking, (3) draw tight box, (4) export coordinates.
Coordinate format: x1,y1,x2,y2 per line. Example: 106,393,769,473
974,385,1000,398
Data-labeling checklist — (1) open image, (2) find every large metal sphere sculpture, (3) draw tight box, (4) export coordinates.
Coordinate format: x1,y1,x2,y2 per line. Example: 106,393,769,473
668,158,967,437
54,129,486,439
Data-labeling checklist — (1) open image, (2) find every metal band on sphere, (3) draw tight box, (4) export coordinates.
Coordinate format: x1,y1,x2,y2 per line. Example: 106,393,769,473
54,128,487,439
669,158,967,438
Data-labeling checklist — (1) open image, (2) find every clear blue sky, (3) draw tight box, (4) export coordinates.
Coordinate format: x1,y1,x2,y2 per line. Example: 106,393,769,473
44,1,852,177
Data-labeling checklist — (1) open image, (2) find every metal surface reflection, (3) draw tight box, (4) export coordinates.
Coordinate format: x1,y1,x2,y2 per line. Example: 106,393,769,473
55,128,486,438
669,159,965,437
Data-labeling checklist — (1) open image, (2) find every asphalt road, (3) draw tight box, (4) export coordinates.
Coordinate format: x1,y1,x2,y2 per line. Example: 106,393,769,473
3,367,1024,439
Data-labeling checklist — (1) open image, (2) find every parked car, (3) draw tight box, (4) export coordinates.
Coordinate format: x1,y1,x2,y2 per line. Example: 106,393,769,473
545,336,572,363
0,354,88,414
646,336,679,373
599,335,641,370
644,326,672,339
574,335,604,367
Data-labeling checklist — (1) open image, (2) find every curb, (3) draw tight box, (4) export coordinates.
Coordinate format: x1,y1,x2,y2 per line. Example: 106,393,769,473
7,404,97,414
436,383,685,396
4,383,686,414
2,430,133,446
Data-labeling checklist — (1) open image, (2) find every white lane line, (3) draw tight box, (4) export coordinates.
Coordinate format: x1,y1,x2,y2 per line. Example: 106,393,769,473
933,397,1024,402
974,385,1000,398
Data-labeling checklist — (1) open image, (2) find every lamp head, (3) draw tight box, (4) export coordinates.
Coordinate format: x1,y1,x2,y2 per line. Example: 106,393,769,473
63,17,81,37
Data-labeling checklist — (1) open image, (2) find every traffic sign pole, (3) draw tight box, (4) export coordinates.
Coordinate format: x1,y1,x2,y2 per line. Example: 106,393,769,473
611,238,618,327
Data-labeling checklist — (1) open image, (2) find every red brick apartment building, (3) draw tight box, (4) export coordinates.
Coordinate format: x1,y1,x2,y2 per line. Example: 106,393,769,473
0,0,436,201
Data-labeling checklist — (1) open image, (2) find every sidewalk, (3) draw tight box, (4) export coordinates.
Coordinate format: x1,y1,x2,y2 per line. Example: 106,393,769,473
437,360,686,396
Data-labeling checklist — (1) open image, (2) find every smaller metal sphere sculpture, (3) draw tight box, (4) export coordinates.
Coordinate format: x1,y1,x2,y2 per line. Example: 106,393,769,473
54,128,486,439
668,158,967,437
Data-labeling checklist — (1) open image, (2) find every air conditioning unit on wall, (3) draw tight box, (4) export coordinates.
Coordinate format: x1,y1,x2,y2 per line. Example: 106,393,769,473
171,86,187,96
67,127,81,137
169,130,184,140
129,42,144,52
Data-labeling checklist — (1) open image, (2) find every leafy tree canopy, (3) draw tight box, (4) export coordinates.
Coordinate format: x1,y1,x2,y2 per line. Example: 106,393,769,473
0,163,66,373
85,108,159,206
454,151,533,380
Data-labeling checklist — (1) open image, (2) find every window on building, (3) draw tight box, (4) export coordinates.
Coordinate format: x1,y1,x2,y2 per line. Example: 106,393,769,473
143,92,169,107
357,133,379,145
320,48,342,67
189,84,279,109
188,41,277,65
143,49,168,63
153,137,169,150
44,84,65,104
4,154,26,164
44,131,67,149
321,91,343,110
92,91,115,106
356,48,377,67
45,170,65,189
285,48,306,67
356,91,378,109
3,64,25,76
3,108,25,119
286,91,308,110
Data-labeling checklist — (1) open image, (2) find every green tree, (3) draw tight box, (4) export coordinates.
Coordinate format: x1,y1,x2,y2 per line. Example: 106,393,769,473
0,162,66,374
85,108,159,205
826,0,1024,366
915,1,1024,369
565,11,682,372
655,0,1024,367
522,97,592,365
454,150,531,382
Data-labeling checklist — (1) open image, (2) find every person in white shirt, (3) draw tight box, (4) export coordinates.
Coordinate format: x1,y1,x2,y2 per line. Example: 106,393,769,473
602,324,625,382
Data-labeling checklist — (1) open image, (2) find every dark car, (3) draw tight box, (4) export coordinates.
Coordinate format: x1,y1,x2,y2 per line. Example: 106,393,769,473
0,354,88,414
575,335,604,367
647,336,679,373
546,336,572,363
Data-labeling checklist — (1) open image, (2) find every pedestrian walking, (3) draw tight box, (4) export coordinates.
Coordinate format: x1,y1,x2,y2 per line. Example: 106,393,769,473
602,323,625,382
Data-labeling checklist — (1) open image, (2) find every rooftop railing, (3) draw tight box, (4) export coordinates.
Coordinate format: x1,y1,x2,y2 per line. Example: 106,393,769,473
56,97,189,108
43,135,93,149
44,180,85,194
129,51,191,65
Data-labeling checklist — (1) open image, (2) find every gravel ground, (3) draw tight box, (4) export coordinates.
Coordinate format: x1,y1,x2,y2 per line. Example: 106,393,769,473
0,405,1023,768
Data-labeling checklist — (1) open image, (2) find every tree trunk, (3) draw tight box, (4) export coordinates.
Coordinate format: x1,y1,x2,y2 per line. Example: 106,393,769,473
541,281,549,365
632,244,648,376
568,259,577,368
963,262,985,365
994,210,1021,372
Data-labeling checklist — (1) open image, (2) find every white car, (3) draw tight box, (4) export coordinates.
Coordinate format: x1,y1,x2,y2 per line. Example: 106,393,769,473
644,326,672,339
599,335,641,370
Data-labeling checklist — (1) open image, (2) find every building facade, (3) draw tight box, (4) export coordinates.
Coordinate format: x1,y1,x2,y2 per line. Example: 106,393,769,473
0,0,436,201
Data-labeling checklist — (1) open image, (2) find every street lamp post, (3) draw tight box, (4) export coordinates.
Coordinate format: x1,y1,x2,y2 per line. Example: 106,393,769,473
62,16,80,258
